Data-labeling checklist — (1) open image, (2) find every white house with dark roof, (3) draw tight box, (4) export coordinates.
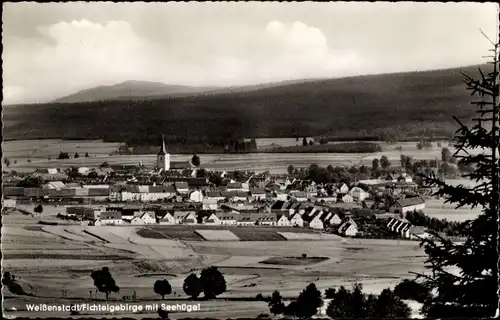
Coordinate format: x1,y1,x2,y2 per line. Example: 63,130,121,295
328,213,342,225
140,211,157,224
338,221,358,237
276,213,292,227
219,213,238,225
173,211,197,224
203,213,221,225
390,196,426,214
95,211,123,226
158,212,176,225
289,213,304,227
309,211,326,230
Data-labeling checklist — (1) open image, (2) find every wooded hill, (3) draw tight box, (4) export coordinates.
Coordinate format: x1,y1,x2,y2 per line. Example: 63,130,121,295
3,64,490,143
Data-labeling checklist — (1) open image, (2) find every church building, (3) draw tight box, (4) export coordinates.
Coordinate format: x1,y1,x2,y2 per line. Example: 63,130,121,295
157,135,171,171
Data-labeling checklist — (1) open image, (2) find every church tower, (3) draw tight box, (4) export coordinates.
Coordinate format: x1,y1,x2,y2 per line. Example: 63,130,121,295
157,135,170,171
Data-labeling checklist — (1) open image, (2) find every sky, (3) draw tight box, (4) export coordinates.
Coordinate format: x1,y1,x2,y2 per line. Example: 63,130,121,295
2,2,498,105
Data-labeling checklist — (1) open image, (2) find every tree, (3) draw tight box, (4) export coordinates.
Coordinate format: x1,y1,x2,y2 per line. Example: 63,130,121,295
183,273,202,299
268,290,285,315
100,161,109,168
191,154,201,167
85,152,89,157
34,204,43,214
90,267,119,300
380,156,391,169
309,140,314,146
372,288,412,318
154,279,172,300
413,41,499,318
199,266,226,299
58,151,69,159
393,279,430,303
441,147,452,162
74,152,79,159
294,283,323,319
3,158,10,167
372,158,380,171
324,288,336,299
287,165,295,175
302,137,308,146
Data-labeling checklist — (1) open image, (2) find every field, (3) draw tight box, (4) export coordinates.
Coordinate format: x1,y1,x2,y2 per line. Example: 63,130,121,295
260,256,329,266
3,139,484,174
423,198,483,222
3,207,429,318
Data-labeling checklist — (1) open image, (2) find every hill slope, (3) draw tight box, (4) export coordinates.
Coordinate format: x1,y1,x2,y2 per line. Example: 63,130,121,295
52,80,219,103
3,64,491,143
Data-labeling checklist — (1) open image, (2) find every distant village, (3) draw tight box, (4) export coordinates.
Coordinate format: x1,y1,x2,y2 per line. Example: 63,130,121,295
3,137,448,241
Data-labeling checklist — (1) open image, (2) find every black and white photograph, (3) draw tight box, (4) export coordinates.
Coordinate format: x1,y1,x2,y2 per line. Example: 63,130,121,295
2,2,499,319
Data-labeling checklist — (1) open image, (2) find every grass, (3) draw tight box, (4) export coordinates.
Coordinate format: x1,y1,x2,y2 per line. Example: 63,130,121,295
2,253,133,260
259,256,329,266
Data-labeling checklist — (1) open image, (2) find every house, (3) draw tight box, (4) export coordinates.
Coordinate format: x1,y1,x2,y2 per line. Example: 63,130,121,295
175,182,189,194
43,181,67,189
173,211,197,224
157,211,176,225
226,182,244,192
203,213,221,225
309,212,325,230
339,217,358,231
289,213,304,227
130,216,145,225
316,195,337,203
409,226,430,240
349,187,370,202
237,213,277,226
387,218,412,238
397,173,413,183
291,191,308,202
3,199,16,208
218,213,238,225
305,184,318,196
189,190,204,202
205,191,225,202
328,213,342,225
276,213,291,227
139,211,156,224
97,211,123,226
339,222,358,237
341,194,354,203
337,183,349,194
390,196,426,214
250,188,267,201
202,198,218,210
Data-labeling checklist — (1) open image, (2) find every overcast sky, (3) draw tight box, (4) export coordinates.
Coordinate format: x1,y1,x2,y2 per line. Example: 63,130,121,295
2,2,498,104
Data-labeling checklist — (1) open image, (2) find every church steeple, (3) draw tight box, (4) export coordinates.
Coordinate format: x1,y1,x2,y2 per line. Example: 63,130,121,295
158,134,167,155
157,134,170,171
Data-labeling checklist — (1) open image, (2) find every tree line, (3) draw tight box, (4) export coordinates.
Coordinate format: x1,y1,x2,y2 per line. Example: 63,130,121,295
89,266,226,301
268,282,411,319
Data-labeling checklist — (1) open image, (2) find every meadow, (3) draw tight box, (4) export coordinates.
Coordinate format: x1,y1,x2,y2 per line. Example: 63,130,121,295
3,139,484,174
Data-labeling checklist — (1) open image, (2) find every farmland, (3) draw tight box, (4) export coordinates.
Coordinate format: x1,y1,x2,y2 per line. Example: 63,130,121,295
2,138,484,174
3,208,428,318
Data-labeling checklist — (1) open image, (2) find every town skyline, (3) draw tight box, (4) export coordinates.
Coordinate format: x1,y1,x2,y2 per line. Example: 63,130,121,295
3,2,498,105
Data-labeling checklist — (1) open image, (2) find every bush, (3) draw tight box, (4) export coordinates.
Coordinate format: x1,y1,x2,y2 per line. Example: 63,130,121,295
394,279,430,303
